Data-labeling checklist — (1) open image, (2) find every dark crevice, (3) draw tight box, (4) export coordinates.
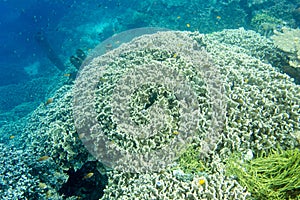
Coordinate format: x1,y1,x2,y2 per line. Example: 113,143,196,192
59,161,108,200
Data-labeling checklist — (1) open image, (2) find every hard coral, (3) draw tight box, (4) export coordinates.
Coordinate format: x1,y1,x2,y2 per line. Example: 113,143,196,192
271,27,300,82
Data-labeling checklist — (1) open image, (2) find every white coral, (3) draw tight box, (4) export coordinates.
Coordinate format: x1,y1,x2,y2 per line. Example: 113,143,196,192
272,27,300,68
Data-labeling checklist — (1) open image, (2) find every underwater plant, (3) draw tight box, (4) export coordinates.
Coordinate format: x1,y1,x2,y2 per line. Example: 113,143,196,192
226,148,300,200
176,144,207,174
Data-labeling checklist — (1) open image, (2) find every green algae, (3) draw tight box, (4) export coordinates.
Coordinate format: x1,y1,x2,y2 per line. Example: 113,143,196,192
176,145,207,174
226,148,300,200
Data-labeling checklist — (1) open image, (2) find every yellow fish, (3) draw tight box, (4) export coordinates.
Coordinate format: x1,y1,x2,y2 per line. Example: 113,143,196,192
198,179,205,185
38,156,50,162
173,131,179,135
64,73,71,77
83,172,94,180
38,182,47,189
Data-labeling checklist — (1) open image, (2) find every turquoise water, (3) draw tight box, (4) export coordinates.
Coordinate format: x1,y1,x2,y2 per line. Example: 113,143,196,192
0,1,299,199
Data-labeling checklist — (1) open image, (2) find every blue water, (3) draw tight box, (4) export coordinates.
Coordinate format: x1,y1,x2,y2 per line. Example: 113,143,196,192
0,0,133,118
0,0,72,82
0,0,299,199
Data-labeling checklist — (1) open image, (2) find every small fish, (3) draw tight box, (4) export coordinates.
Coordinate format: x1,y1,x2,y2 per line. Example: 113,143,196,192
9,135,15,139
186,23,190,28
172,131,179,135
82,172,94,180
216,16,221,20
64,73,71,77
177,16,181,19
45,98,54,106
38,182,47,189
46,190,52,198
105,43,113,50
99,77,107,82
78,133,85,139
38,156,50,162
198,178,205,185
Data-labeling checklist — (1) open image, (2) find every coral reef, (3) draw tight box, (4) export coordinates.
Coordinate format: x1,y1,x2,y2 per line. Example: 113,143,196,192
0,144,40,199
254,1,296,28
73,30,227,173
250,13,285,37
272,27,300,68
199,28,299,152
1,29,299,199
200,28,287,68
0,85,94,199
0,74,66,128
271,27,300,82
57,0,248,58
247,0,271,7
102,169,250,199
99,29,299,199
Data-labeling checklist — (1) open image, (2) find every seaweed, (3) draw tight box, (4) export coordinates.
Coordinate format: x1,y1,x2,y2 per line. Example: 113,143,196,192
176,144,207,174
226,148,300,200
